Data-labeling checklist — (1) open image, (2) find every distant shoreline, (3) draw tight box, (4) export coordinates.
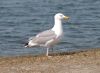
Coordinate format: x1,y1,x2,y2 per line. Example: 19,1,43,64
0,48,99,58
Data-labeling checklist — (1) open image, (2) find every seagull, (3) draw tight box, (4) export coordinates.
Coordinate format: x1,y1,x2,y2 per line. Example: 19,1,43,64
25,13,69,57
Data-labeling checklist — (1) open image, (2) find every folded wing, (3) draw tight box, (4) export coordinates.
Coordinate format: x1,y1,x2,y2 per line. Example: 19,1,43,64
28,29,57,47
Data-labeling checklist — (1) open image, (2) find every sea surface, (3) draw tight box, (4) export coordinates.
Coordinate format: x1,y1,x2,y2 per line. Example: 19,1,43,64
0,0,100,56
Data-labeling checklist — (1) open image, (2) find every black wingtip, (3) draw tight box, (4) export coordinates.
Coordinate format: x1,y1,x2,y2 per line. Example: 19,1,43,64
24,42,28,47
25,42,28,46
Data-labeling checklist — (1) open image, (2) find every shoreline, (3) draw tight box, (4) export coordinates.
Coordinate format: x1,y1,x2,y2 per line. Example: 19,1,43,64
0,48,100,73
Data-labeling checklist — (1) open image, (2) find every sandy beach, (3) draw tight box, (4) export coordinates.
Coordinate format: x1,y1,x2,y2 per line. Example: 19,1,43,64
0,48,100,73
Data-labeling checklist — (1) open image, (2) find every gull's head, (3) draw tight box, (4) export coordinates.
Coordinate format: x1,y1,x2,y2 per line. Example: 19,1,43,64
54,13,69,20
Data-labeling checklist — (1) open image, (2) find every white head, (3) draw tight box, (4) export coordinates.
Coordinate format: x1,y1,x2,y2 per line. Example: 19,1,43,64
54,13,69,20
52,13,69,35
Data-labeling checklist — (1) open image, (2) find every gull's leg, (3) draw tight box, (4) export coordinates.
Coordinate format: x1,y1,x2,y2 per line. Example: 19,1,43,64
46,48,49,56
46,48,52,58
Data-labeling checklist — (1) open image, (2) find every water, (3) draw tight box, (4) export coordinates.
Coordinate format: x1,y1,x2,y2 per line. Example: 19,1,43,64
0,0,100,56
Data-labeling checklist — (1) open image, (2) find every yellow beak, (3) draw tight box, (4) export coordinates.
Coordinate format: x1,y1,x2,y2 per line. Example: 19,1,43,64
64,16,69,20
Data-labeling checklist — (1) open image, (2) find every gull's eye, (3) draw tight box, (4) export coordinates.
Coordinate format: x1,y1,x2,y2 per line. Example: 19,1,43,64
59,15,63,17
60,15,62,16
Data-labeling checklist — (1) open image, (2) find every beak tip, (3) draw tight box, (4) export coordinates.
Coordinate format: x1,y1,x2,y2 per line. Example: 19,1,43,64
64,16,70,20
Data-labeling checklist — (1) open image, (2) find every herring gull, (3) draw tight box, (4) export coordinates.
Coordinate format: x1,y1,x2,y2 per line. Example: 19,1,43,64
25,13,69,57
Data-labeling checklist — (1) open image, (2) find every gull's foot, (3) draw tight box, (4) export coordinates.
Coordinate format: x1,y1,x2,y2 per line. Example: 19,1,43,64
46,55,52,58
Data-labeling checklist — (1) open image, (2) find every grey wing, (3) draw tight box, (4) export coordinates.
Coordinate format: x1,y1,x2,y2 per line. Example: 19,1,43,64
30,35,56,45
36,29,55,37
28,30,56,45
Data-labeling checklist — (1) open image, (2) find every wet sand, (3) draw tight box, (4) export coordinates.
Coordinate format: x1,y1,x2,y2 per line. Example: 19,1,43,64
0,48,100,73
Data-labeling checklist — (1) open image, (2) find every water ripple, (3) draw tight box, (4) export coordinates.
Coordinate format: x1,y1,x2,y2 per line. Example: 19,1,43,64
0,0,100,56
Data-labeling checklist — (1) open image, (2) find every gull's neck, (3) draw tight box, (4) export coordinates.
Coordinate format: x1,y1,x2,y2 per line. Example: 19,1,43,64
52,19,63,36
